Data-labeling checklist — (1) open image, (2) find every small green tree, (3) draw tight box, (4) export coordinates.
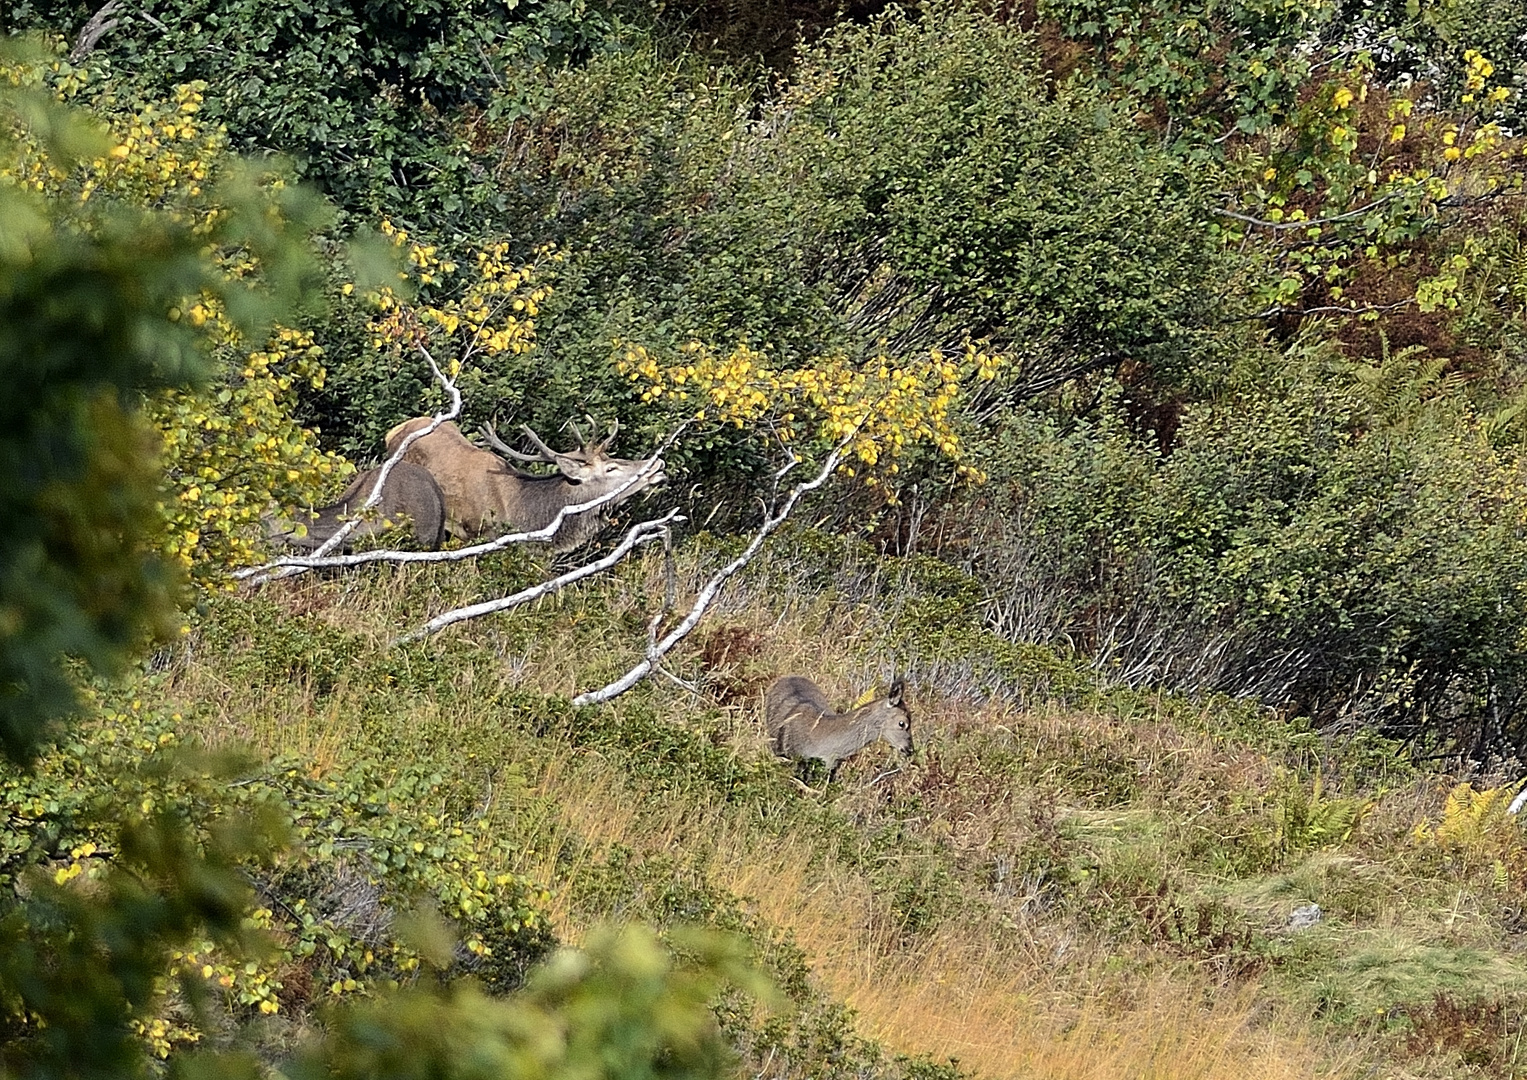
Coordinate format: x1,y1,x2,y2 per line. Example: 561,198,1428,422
0,60,328,759
0,49,328,1077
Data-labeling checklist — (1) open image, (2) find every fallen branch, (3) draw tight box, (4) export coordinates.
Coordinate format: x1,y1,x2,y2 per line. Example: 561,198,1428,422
571,440,849,707
392,509,683,645
1212,196,1398,232
1232,297,1417,322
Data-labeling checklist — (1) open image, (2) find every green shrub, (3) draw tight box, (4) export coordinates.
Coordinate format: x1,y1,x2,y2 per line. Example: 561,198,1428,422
7,0,612,225
0,701,554,1056
320,6,1229,492
968,338,1527,753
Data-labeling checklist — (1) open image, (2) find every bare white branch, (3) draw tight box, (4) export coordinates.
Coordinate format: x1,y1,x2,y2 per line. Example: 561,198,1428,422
772,446,800,482
571,441,849,707
238,343,462,586
392,509,684,645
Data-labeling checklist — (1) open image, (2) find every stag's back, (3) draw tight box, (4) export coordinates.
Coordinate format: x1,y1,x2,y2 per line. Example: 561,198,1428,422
385,419,511,539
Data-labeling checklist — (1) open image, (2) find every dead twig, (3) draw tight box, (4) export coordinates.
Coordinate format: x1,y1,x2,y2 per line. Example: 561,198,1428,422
391,509,683,645
70,1,122,62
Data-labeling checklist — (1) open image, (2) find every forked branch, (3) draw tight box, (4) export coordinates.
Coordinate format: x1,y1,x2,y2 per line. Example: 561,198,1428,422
571,440,850,707
392,509,683,645
71,0,122,62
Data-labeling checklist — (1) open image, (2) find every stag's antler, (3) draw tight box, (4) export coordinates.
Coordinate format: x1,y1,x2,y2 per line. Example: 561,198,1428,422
480,422,560,464
519,423,567,461
567,413,619,458
567,414,618,455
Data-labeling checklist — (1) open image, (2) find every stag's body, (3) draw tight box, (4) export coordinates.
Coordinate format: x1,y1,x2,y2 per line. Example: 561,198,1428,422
284,461,446,551
765,675,913,779
383,418,665,552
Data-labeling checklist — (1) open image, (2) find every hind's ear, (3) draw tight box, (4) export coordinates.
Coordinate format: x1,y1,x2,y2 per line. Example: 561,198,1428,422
888,676,906,707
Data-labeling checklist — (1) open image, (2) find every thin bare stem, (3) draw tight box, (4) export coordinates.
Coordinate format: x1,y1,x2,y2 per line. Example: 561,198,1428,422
1213,195,1397,232
239,343,461,586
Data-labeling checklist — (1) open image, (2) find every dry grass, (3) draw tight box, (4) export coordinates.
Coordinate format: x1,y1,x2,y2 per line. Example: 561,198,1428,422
522,752,1356,1080
162,557,1420,1079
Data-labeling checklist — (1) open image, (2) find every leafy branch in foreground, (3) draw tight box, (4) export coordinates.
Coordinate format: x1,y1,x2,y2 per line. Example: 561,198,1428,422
1,51,352,587
286,924,777,1080
0,59,775,1080
0,52,331,761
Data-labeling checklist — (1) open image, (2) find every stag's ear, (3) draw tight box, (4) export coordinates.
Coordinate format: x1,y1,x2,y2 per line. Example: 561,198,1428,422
888,676,906,707
552,453,595,482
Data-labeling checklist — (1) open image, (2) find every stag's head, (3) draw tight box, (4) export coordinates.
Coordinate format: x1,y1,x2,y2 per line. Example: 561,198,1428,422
483,418,667,499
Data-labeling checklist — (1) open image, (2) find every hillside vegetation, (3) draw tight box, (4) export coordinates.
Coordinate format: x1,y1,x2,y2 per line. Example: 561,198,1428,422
95,539,1527,1077
5,0,1527,1076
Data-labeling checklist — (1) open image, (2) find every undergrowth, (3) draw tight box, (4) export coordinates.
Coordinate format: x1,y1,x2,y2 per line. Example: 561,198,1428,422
75,530,1527,1078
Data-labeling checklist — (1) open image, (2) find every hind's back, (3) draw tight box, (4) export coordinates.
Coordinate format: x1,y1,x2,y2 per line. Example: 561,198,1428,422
765,675,833,738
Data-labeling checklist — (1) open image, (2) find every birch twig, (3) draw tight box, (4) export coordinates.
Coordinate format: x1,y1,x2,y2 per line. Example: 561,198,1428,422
392,509,683,645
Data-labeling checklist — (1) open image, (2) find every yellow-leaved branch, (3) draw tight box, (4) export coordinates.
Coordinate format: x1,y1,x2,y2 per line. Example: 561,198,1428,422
619,340,1003,484
2,54,349,586
367,220,550,370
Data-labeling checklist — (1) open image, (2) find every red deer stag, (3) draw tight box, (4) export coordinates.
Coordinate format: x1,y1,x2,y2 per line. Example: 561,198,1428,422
281,461,447,551
765,675,913,780
383,417,666,552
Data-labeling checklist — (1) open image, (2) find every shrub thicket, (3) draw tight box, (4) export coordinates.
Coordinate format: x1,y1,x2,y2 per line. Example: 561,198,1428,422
307,7,1226,476
962,338,1527,752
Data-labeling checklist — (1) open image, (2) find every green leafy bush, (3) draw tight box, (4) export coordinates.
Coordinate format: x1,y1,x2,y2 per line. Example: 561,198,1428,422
0,701,554,1055
0,53,335,759
287,923,773,1080
318,6,1228,488
6,0,613,224
969,337,1527,751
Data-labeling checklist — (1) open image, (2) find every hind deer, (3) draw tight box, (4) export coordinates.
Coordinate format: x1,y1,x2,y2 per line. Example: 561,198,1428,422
384,417,666,551
765,675,913,781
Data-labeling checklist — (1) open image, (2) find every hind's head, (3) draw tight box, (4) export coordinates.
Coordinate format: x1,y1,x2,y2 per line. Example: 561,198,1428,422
874,676,913,755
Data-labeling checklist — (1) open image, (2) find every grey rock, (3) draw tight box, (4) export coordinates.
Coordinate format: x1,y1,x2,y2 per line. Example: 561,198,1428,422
1288,902,1322,930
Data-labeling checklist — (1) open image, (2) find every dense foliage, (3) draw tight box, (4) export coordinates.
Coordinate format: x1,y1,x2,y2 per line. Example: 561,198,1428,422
0,58,767,1080
966,340,1527,746
8,0,1527,1072
5,0,613,222
0,700,552,1055
1,54,357,586
0,54,332,756
11,0,1527,743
